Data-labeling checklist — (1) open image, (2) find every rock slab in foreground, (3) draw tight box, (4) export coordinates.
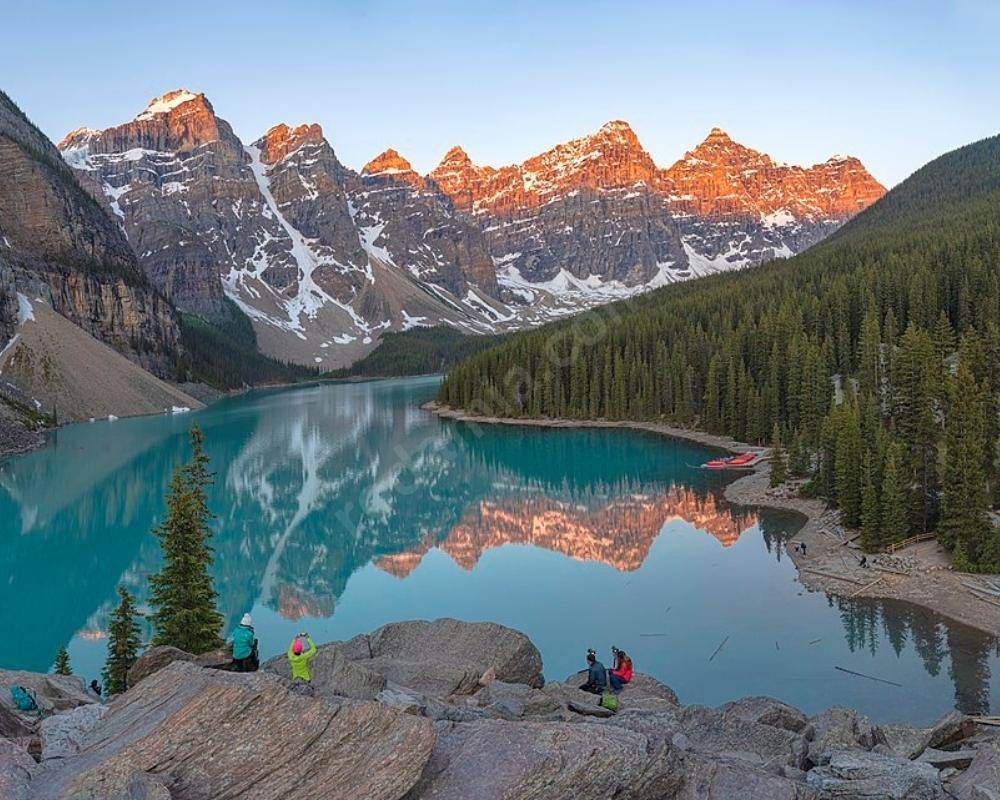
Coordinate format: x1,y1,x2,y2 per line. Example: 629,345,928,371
30,661,434,800
408,717,685,800
806,749,945,799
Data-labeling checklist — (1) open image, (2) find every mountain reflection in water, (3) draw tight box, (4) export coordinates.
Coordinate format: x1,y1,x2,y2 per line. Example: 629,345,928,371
378,488,758,577
0,376,997,723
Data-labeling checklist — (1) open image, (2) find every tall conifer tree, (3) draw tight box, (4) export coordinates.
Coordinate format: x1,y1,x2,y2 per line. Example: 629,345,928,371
880,441,910,545
102,585,142,695
941,363,993,569
860,453,881,553
148,425,224,654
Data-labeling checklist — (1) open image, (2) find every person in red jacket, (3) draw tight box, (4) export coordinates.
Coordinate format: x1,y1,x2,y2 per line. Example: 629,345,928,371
609,647,633,692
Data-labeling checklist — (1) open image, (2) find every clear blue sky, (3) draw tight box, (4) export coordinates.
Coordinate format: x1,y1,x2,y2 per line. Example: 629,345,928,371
3,0,998,187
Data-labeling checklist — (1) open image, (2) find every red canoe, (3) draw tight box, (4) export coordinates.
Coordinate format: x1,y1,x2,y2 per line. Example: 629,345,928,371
704,452,757,469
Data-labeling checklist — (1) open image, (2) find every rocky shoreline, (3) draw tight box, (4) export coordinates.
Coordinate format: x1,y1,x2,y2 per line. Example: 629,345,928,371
3,618,998,799
424,402,1000,639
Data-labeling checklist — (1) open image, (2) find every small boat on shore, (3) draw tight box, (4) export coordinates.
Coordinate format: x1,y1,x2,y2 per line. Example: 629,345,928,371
702,451,760,470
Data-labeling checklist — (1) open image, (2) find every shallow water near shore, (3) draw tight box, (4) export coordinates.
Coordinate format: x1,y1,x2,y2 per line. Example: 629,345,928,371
2,376,998,724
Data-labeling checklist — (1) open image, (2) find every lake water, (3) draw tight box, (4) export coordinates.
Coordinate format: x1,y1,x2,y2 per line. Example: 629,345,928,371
1,376,997,723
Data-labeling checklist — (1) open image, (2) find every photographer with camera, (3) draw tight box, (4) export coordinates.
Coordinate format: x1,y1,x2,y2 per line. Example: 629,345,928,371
286,631,318,683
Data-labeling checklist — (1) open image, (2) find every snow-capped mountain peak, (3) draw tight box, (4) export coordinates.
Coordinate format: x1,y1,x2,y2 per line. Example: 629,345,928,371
135,89,202,121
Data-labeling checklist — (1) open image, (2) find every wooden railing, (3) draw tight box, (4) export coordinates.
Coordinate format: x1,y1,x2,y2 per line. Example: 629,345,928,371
883,532,937,554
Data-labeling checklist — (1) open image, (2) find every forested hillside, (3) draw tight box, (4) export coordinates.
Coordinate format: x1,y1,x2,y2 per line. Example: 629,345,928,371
439,135,1000,570
333,326,507,378
177,301,318,390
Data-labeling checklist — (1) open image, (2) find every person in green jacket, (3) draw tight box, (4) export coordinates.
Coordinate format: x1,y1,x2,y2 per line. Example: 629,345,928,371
287,632,318,682
230,613,258,672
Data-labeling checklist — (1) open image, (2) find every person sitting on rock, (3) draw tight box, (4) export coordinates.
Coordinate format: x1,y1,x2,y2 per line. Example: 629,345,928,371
579,649,607,695
231,613,258,672
609,647,633,692
287,632,318,682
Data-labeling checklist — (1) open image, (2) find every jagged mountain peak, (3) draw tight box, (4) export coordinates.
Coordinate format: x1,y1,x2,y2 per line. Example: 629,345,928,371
594,118,641,141
135,89,207,121
363,148,425,192
363,148,414,175
56,126,102,153
705,125,733,140
680,127,766,167
257,122,325,164
438,145,473,167
540,119,649,163
61,87,225,155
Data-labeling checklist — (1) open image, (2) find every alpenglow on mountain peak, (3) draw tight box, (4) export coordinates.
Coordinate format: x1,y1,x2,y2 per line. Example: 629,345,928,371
135,88,206,120
55,88,885,371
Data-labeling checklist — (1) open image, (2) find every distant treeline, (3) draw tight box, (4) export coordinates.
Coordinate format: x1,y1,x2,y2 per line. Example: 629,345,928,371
332,326,508,378
439,134,1000,570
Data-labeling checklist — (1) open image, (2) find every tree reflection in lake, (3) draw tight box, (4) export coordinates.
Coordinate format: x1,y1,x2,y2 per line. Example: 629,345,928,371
834,595,997,714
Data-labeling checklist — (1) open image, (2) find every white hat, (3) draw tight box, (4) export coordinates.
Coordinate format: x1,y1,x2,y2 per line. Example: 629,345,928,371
240,613,253,626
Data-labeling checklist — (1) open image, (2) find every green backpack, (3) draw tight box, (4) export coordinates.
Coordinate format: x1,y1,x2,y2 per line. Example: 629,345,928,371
600,691,619,713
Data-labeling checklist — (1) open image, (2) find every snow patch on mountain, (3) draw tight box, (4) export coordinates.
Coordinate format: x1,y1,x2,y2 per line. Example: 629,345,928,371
137,90,199,120
244,144,370,336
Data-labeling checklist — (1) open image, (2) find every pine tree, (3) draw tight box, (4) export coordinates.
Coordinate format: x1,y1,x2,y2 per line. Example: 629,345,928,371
860,452,881,553
769,423,787,487
148,425,224,654
787,430,808,478
894,325,940,533
835,404,863,528
857,309,882,402
102,585,142,696
53,647,72,676
880,441,909,545
940,363,993,569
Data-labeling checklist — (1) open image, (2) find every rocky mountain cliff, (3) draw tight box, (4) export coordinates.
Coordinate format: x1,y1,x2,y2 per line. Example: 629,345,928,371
58,90,884,368
0,91,181,379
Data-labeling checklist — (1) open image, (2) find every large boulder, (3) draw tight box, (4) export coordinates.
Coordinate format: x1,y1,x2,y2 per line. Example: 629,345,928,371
0,670,95,715
472,681,561,719
678,705,810,770
926,711,976,750
677,752,820,800
264,645,386,700
950,737,1000,800
406,717,684,799
718,696,809,735
806,750,945,799
0,738,36,800
1,704,31,739
28,661,435,800
40,703,108,761
879,724,933,761
0,670,96,736
807,706,884,765
339,619,544,697
127,645,232,687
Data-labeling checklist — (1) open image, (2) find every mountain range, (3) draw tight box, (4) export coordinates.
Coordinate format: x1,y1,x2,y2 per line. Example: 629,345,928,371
53,89,884,369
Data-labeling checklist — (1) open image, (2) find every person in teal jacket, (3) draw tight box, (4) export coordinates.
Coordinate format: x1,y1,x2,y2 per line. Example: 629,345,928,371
287,633,318,682
230,613,258,672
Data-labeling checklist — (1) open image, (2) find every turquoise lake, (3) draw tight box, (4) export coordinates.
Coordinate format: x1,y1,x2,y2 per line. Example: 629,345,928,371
1,376,997,724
